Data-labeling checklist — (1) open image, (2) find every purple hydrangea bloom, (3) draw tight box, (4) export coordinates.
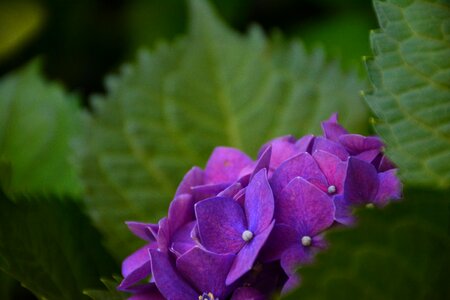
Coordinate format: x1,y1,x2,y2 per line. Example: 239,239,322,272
118,114,402,299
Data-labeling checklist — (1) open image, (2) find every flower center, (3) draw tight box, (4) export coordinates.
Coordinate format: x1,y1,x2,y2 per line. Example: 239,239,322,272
327,185,336,194
366,203,375,209
301,235,312,247
242,230,254,242
199,292,217,300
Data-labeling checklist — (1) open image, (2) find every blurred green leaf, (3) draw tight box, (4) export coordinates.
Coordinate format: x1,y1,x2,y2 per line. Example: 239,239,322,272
0,61,82,195
0,1,45,62
84,277,127,300
364,0,450,188
76,0,368,259
0,188,117,300
283,188,450,299
0,271,15,299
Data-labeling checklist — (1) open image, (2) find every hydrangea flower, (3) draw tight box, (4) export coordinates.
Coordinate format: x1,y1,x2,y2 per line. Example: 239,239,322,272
118,114,402,299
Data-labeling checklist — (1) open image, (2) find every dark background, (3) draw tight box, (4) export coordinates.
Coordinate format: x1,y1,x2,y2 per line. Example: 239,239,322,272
0,0,376,105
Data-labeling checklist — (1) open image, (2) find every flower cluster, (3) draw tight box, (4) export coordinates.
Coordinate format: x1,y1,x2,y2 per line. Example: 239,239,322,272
118,114,402,300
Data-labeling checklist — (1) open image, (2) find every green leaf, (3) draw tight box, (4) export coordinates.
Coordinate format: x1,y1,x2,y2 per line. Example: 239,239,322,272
0,189,117,300
84,277,127,300
0,270,15,299
283,188,450,299
364,0,450,188
0,61,82,196
76,0,368,259
0,1,45,62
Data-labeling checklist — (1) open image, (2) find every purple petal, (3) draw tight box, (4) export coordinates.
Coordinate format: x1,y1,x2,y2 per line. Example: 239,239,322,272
191,182,231,201
259,224,298,262
156,217,170,251
375,169,402,207
259,136,298,170
168,194,194,236
195,197,246,254
339,134,384,155
204,147,253,184
150,249,198,299
119,244,155,291
245,169,274,234
378,154,396,172
234,188,246,206
218,182,242,198
295,134,315,153
333,195,355,225
147,223,159,240
344,157,379,205
231,287,265,300
126,221,156,242
270,152,328,198
312,137,349,161
321,113,348,142
276,177,335,236
226,221,275,285
171,221,197,257
355,149,381,163
251,145,272,179
313,150,347,193
128,284,165,300
176,247,235,299
175,166,204,196
281,274,301,295
280,244,311,275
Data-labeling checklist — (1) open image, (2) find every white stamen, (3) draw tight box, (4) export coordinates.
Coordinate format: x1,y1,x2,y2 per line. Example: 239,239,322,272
366,203,375,209
242,230,254,242
301,235,312,247
327,185,336,194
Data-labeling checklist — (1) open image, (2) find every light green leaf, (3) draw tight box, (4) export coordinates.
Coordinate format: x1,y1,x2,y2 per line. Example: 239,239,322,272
84,277,127,300
364,0,450,188
0,61,82,196
76,0,368,258
0,189,117,300
283,188,450,299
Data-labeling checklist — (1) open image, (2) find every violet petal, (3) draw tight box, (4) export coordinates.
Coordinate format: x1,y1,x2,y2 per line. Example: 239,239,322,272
375,169,402,207
259,224,298,262
270,152,328,197
295,134,315,153
312,137,349,161
344,157,379,205
168,194,194,236
231,287,265,300
126,221,156,242
175,166,204,196
118,244,155,291
339,134,383,155
245,169,274,234
276,177,335,236
176,247,235,299
204,147,253,184
280,244,311,275
195,197,246,254
149,249,198,299
226,221,275,285
321,113,348,142
251,145,272,180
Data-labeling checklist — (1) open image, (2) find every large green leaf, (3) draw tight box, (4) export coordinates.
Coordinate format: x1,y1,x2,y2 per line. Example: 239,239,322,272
76,0,368,259
283,188,450,299
0,189,117,300
0,61,82,195
364,0,450,188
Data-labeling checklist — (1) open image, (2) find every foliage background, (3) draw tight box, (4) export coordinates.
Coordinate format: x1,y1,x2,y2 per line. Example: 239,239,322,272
0,0,448,299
